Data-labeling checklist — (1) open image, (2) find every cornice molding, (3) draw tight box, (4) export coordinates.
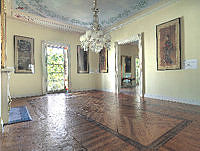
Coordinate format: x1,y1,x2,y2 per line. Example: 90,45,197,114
117,34,141,45
11,10,87,33
42,40,68,48
107,0,180,32
9,0,179,34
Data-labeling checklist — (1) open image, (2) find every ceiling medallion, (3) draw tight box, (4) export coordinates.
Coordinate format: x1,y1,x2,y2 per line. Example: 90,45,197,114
80,0,111,53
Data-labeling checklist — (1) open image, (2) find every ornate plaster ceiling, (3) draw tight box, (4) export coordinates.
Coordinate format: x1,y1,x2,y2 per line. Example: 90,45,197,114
12,0,163,29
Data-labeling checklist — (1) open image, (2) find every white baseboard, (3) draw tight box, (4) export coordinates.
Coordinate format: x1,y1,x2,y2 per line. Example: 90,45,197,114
71,88,115,93
12,92,43,99
95,88,115,93
144,94,200,106
71,88,96,92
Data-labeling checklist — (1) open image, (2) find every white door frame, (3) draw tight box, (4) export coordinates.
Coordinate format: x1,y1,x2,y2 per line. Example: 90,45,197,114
41,41,71,95
115,33,145,98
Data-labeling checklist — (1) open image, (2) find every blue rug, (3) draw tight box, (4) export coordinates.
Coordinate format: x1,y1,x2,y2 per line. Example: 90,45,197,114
7,106,32,124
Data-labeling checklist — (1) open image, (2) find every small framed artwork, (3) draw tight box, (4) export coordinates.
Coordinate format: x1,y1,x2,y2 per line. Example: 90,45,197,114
125,56,131,73
77,45,89,73
156,18,181,70
99,47,108,73
14,35,35,73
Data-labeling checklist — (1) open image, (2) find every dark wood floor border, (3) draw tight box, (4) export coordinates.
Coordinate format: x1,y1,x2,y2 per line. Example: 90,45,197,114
76,112,148,150
120,104,187,121
148,120,192,150
74,111,192,151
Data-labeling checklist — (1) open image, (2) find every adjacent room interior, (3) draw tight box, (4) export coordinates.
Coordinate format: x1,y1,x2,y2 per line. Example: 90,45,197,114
119,42,140,96
0,0,200,150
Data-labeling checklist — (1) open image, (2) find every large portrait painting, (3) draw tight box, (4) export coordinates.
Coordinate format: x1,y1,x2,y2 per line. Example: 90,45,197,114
14,35,35,73
156,18,181,70
99,47,108,73
77,45,89,73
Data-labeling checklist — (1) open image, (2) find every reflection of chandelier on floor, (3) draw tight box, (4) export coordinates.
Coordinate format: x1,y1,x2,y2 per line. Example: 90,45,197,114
80,0,111,53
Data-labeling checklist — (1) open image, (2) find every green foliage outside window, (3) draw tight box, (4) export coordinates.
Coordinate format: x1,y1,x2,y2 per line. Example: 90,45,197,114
47,47,64,92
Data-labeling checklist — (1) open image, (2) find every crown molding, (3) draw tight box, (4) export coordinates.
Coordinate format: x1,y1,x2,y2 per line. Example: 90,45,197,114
11,10,88,33
9,0,179,34
106,0,180,32
117,34,141,45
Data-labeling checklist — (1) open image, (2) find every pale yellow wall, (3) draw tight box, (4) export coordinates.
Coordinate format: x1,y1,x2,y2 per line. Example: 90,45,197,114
102,0,200,102
95,49,116,92
5,0,200,103
6,18,96,97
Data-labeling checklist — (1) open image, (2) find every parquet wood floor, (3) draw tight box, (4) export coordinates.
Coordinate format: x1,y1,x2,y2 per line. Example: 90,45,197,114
0,91,200,151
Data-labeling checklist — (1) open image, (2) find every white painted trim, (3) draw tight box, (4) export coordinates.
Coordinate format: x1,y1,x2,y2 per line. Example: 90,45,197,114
67,46,72,93
12,92,43,99
9,0,180,34
0,118,4,133
145,94,200,106
115,33,145,98
71,88,96,92
108,0,180,32
95,88,115,93
10,10,87,33
117,35,140,45
41,41,71,95
42,41,68,48
12,89,114,98
41,41,47,95
71,88,114,93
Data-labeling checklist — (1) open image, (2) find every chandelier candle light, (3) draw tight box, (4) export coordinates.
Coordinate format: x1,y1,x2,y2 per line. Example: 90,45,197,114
80,0,111,53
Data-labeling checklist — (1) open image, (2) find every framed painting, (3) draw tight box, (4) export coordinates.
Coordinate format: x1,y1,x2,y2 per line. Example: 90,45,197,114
156,18,181,70
99,47,108,73
77,45,89,73
14,35,35,73
125,56,131,73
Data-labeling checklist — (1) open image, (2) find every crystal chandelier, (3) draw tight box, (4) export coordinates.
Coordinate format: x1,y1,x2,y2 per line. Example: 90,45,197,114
80,0,111,53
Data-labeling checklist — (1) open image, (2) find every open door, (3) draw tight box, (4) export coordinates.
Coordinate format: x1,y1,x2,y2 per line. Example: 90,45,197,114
42,42,70,94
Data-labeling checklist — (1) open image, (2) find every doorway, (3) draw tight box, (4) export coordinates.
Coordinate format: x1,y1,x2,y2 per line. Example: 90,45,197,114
115,33,145,98
120,43,139,96
46,46,68,92
42,42,71,95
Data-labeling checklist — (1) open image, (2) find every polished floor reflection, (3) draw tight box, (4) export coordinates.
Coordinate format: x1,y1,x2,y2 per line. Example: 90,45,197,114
1,91,200,151
120,86,139,96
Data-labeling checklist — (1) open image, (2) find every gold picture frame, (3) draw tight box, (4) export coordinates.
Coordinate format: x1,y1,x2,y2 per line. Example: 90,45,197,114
14,35,35,73
99,47,108,73
77,45,89,73
156,18,181,70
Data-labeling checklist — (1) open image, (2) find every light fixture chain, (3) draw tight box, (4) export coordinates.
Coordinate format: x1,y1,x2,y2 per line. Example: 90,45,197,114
80,0,111,53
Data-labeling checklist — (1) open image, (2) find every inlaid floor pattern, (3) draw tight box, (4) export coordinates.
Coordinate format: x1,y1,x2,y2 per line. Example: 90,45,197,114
1,91,200,151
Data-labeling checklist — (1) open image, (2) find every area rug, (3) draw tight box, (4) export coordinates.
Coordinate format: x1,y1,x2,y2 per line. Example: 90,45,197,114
7,106,32,125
